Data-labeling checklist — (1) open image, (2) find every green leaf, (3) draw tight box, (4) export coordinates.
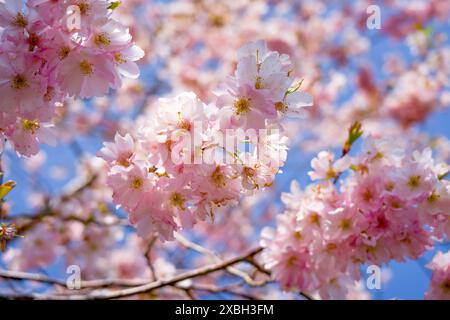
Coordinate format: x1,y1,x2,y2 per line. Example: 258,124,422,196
414,23,432,37
108,1,121,10
343,121,363,156
438,170,449,180
0,180,16,200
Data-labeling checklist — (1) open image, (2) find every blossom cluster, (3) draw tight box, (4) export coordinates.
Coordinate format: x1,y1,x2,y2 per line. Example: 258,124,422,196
425,250,450,300
98,40,312,241
3,155,118,271
0,0,143,156
261,136,450,299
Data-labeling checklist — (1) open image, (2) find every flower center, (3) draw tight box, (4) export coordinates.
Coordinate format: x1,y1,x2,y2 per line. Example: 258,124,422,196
77,2,90,15
274,101,288,113
79,60,93,76
13,12,27,28
339,219,352,231
441,279,450,294
94,33,111,47
326,168,336,180
211,166,226,187
28,33,40,50
11,74,29,90
130,177,143,190
233,98,251,115
390,200,402,209
169,192,185,209
309,212,320,226
209,14,225,27
117,157,131,167
59,46,70,59
362,188,373,202
114,53,127,64
407,175,421,188
327,243,337,251
427,190,440,203
22,119,40,134
385,182,395,192
177,112,191,131
286,255,297,267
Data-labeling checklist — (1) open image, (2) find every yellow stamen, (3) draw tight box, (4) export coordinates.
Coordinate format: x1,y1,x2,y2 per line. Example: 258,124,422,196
339,219,352,231
233,98,251,115
22,119,40,134
385,182,395,192
362,189,373,202
130,177,143,190
407,175,421,188
114,53,127,64
326,168,336,180
441,279,450,294
286,255,297,267
390,200,402,209
11,74,28,90
309,212,320,226
13,12,27,28
372,151,383,161
274,101,288,113
255,76,264,89
117,158,131,167
79,60,93,76
169,192,185,209
77,2,90,15
208,14,225,27
177,112,191,130
94,33,111,47
327,243,337,251
211,166,226,187
427,190,440,203
59,47,70,60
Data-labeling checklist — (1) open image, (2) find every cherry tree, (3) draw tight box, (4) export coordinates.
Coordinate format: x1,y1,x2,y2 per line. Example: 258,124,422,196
0,0,449,300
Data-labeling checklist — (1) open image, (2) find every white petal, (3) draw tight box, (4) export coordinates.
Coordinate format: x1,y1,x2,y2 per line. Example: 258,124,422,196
122,45,145,62
118,61,140,79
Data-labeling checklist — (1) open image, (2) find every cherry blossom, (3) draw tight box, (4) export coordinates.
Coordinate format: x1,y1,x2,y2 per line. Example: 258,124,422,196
261,136,449,299
425,250,450,300
0,0,448,302
99,41,311,240
0,0,143,156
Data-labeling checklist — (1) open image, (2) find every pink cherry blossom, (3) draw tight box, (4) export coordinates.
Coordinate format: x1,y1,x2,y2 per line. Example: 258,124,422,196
425,251,450,300
98,42,311,240
261,136,448,298
0,0,143,156
308,151,351,181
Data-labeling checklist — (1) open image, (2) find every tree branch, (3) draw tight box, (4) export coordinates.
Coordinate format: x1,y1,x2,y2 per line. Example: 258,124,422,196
0,247,263,300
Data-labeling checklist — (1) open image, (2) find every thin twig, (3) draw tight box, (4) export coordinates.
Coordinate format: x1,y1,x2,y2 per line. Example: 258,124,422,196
175,233,269,286
144,236,158,281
